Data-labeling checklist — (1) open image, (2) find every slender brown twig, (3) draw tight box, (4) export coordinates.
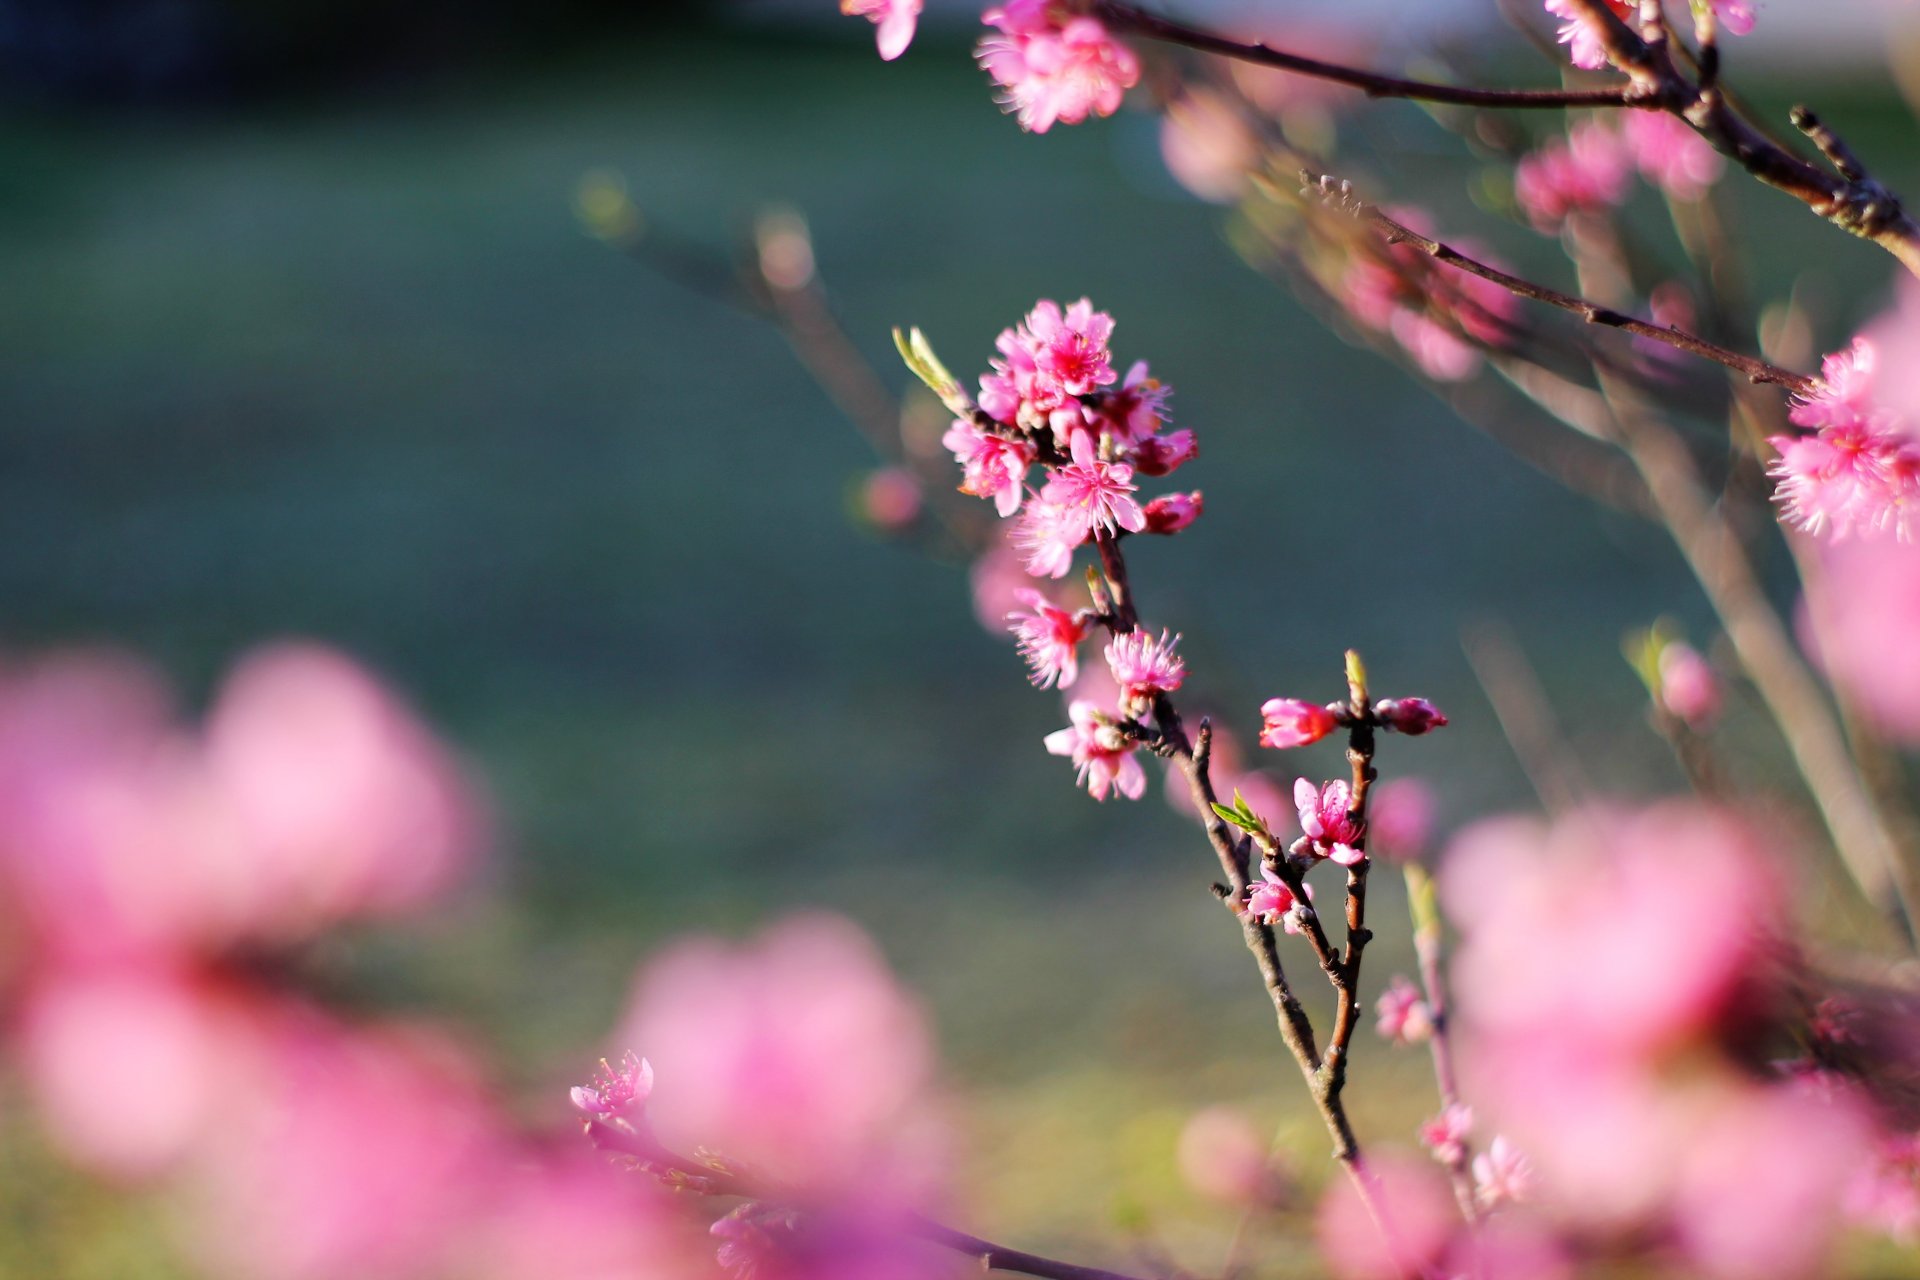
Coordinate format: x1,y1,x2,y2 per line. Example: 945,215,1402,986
1299,173,1818,395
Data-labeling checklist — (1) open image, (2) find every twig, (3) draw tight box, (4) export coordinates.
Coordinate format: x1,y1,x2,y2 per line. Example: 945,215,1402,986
1300,173,1817,395
1094,1,1641,109
1460,620,1587,815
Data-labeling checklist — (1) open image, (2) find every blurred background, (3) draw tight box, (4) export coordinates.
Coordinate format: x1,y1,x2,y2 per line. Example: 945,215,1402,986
3,0,1919,1273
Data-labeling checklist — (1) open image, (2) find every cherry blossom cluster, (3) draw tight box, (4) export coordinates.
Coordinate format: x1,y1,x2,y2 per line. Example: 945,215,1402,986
1513,110,1724,231
841,0,1139,133
1336,209,1522,382
1770,337,1920,541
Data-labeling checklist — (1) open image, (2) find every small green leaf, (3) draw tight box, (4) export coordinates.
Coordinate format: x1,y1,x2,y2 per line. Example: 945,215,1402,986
891,326,971,417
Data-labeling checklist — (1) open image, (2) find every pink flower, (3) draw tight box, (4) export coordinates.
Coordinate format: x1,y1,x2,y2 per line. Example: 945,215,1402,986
1710,0,1756,36
1377,697,1448,736
969,544,1037,632
1010,490,1086,579
1419,1103,1474,1168
461,1153,691,1280
842,0,921,61
1244,864,1297,925
1142,490,1203,534
1105,629,1184,708
569,1050,653,1118
1543,0,1631,70
1367,778,1435,861
1176,1107,1288,1207
978,2,1140,134
1131,428,1198,477
1657,641,1721,728
942,419,1034,518
1801,538,1920,742
1622,110,1724,200
1160,89,1259,204
1007,588,1090,688
1770,419,1920,540
1473,1136,1535,1209
1045,701,1146,801
1294,777,1363,864
615,914,943,1198
1258,698,1336,749
1315,1153,1456,1280
1096,360,1172,444
1514,119,1632,231
1041,431,1147,536
1375,974,1433,1045
1026,298,1117,397
1793,338,1883,430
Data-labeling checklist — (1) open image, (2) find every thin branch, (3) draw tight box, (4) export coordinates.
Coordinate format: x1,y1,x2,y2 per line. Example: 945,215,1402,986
1299,172,1818,395
1094,1,1640,110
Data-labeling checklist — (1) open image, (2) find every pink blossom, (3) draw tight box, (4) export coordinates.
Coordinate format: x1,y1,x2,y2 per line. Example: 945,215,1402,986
842,0,921,61
1657,641,1721,727
1244,864,1296,925
1258,698,1336,749
1622,110,1724,200
1472,1136,1534,1209
615,914,943,1198
1390,309,1482,381
1711,0,1756,36
1514,119,1632,231
1793,338,1884,430
459,1153,691,1280
1769,418,1920,540
1045,701,1147,801
1142,490,1203,534
1848,1132,1920,1242
1376,697,1448,736
1375,974,1433,1045
978,2,1140,134
970,544,1039,632
942,419,1034,518
710,1204,937,1280
1026,298,1117,397
1294,777,1363,864
1010,490,1086,579
1105,629,1184,708
1130,428,1197,477
569,1050,653,1118
1367,778,1435,861
1007,588,1090,689
1096,360,1172,444
1041,432,1146,536
1543,0,1631,70
1419,1103,1473,1168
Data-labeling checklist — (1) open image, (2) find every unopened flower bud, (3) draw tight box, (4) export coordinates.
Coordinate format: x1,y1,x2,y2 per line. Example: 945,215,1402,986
1259,698,1336,749
1377,697,1448,736
1143,491,1203,534
1657,641,1721,729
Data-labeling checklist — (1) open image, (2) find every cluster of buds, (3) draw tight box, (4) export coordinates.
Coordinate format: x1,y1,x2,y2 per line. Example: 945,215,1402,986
1257,693,1447,750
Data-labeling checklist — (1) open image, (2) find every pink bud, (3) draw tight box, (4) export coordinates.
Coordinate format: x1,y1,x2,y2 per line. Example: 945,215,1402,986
1259,698,1336,749
860,467,922,532
1378,698,1448,736
1658,642,1721,729
1143,491,1203,534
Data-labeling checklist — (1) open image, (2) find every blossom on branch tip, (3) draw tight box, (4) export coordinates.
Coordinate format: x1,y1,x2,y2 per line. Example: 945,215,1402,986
1244,865,1313,934
1622,111,1724,201
1027,298,1116,398
570,1051,653,1119
1294,777,1364,865
1543,0,1630,70
978,1,1140,134
1142,491,1202,534
841,0,921,61
1514,119,1631,231
1657,642,1720,728
1007,589,1089,689
1045,701,1146,801
1368,778,1435,861
1420,1104,1474,1168
1105,629,1185,709
1375,975,1433,1045
1097,361,1171,443
943,420,1034,517
1258,699,1335,749
1377,698,1448,736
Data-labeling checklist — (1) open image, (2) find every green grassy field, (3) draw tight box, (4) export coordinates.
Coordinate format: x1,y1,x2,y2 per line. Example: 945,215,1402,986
2,23,1918,1274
